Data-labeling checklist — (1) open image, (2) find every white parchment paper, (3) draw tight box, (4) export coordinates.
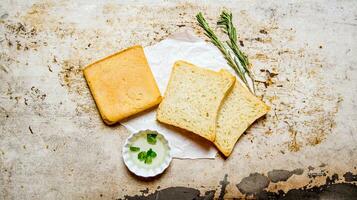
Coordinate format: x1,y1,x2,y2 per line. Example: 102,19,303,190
122,30,236,159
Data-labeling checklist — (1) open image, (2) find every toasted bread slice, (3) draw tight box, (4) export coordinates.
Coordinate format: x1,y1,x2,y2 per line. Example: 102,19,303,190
214,71,270,156
157,60,235,141
84,45,161,125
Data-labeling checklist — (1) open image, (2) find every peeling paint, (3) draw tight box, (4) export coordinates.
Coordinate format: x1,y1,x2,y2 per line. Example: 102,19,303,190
218,174,229,200
256,183,357,200
343,172,357,182
236,173,270,195
257,173,357,199
123,187,215,200
267,168,304,183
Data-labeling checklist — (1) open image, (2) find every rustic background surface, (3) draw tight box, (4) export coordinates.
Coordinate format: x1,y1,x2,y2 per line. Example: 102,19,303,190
1,0,356,199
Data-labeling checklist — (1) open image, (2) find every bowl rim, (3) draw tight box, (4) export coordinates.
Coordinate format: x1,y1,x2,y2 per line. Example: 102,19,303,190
122,130,172,178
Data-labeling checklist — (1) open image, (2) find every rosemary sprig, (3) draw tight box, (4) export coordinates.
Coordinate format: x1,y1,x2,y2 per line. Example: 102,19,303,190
218,11,250,75
196,12,255,94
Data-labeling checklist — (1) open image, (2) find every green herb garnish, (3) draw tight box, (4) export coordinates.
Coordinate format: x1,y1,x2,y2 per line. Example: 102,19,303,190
138,151,147,161
147,133,158,145
147,148,157,158
196,11,255,94
137,148,157,164
144,156,153,164
130,130,159,165
130,146,140,152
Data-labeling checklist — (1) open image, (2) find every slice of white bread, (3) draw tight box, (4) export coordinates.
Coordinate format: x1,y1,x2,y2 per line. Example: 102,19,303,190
157,61,235,141
215,70,270,156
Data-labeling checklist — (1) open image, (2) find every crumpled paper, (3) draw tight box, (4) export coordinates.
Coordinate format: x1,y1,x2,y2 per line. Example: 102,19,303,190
122,29,236,159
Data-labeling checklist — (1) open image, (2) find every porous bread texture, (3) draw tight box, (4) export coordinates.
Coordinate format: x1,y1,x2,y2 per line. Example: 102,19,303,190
84,45,161,125
214,75,270,157
157,60,235,141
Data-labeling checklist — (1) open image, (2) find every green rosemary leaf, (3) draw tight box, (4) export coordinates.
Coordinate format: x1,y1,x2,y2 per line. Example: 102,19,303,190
196,11,255,94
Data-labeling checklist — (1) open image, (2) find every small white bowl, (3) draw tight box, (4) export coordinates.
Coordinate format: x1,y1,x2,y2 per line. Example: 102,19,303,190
122,130,172,177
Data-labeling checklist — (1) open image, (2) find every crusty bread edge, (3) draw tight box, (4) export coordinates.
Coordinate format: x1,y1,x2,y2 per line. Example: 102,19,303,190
215,106,269,157
214,81,270,157
157,60,236,142
83,45,143,72
83,68,116,125
212,70,236,141
156,60,216,140
83,45,162,125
